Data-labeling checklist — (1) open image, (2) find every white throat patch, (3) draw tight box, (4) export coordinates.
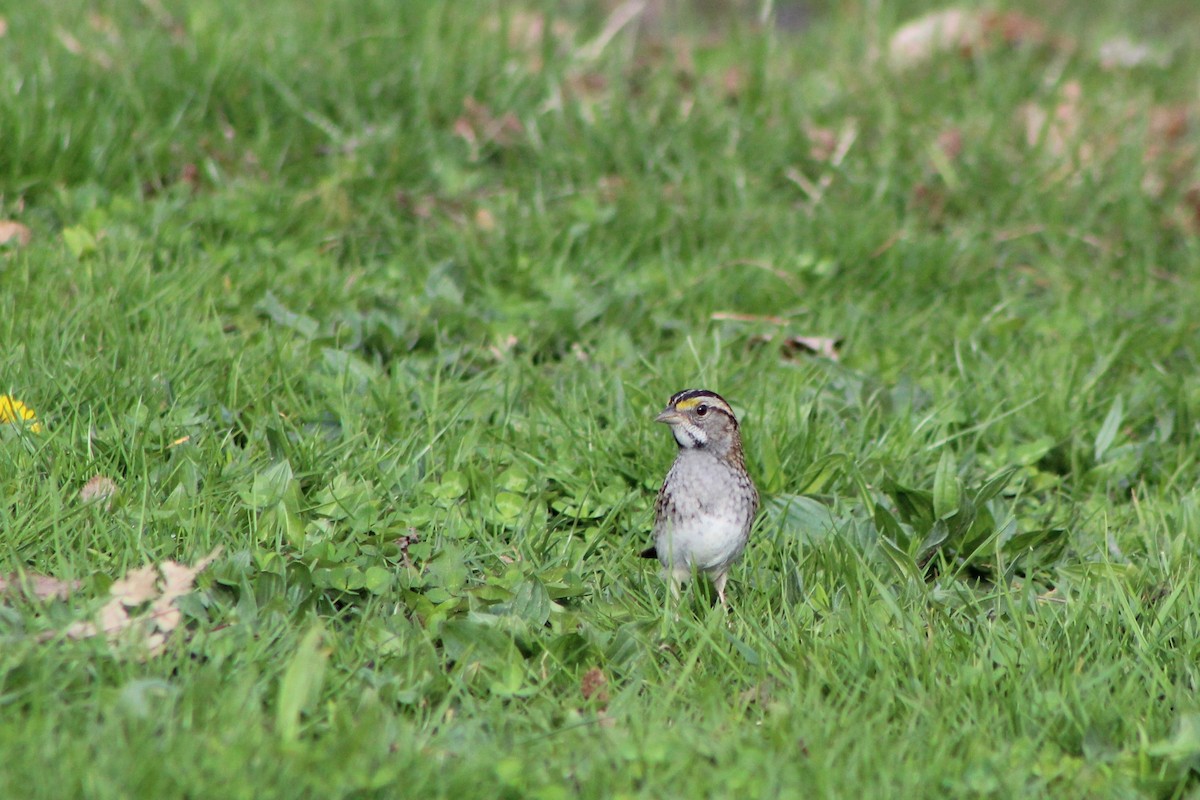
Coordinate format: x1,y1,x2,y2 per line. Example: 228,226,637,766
671,421,707,448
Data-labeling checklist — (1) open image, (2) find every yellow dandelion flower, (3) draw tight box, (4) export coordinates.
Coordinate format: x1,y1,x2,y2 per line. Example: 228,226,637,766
0,395,42,433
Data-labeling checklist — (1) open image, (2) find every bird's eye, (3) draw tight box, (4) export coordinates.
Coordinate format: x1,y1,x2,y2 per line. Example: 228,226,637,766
695,404,708,416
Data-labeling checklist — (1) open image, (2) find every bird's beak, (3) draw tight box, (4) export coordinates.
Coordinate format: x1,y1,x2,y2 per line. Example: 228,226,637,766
655,407,683,425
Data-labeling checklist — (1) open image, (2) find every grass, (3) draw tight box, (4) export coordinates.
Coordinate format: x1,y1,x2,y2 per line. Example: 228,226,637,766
1,0,1200,796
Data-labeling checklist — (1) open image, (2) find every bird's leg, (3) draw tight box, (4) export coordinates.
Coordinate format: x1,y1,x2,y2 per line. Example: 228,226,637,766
713,572,729,606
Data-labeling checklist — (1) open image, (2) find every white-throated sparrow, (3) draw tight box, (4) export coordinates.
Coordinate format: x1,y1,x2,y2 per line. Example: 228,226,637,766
641,389,759,604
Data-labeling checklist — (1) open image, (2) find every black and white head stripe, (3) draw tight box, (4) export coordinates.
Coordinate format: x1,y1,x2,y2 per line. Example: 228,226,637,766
668,389,736,424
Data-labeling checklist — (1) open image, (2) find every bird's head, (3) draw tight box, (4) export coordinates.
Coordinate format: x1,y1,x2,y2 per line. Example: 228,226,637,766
655,389,743,456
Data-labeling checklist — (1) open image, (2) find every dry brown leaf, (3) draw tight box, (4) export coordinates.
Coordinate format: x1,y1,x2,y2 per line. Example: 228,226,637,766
395,190,436,220
888,8,985,69
394,529,420,570
1019,80,1084,160
1142,105,1194,199
1097,37,1168,70
751,333,843,361
888,8,1055,71
110,564,161,606
97,599,130,634
580,667,609,704
805,124,839,163
453,98,524,161
0,572,80,601
909,182,948,222
936,127,964,161
487,334,519,361
982,11,1050,49
720,65,746,100
0,221,32,247
1174,185,1200,235
489,10,575,54
597,175,627,203
473,208,496,232
738,680,775,707
780,335,843,361
564,70,609,101
79,475,118,509
1149,106,1190,146
67,547,222,652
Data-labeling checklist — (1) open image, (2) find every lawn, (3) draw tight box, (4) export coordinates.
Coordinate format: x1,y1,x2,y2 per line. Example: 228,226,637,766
2,0,1200,797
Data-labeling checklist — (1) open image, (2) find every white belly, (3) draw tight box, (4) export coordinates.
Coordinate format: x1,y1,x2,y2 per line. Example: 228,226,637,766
655,512,748,576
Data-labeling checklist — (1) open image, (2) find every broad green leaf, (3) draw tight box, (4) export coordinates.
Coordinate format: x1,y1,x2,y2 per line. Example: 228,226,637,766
933,449,960,520
974,468,1017,506
242,460,295,509
494,491,525,520
429,470,468,501
488,650,529,698
276,627,329,744
1094,396,1124,462
917,518,951,561
794,453,846,496
507,578,550,626
496,466,532,493
256,291,319,339
1002,527,1068,570
363,566,393,594
873,503,908,547
771,495,838,544
1011,437,1055,466
877,535,922,582
62,225,98,258
882,479,934,529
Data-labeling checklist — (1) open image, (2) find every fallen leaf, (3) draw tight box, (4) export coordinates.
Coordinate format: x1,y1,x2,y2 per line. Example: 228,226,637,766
750,333,843,361
109,564,161,606
0,17,8,37
738,680,775,706
1097,36,1168,70
720,65,746,99
1176,185,1200,235
983,10,1050,48
805,124,839,163
79,475,119,509
909,181,948,222
580,667,609,704
1019,80,1084,161
597,175,627,203
453,98,524,161
780,335,843,361
564,70,609,101
473,208,496,232
0,221,31,247
936,127,964,161
888,8,985,70
0,572,80,600
1149,106,1190,147
488,10,575,54
888,8,1056,71
1142,106,1194,199
66,547,223,653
